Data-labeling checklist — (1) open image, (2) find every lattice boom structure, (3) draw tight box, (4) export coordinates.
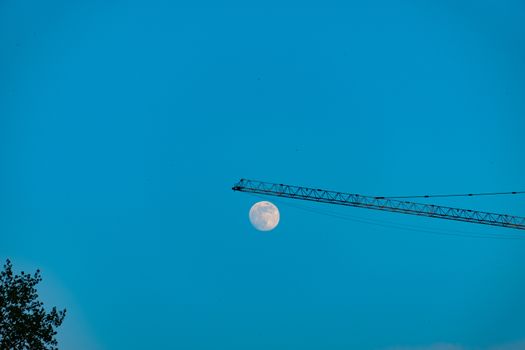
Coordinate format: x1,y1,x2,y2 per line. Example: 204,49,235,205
232,179,525,231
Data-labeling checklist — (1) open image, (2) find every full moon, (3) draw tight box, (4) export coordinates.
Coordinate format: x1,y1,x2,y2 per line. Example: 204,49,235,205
249,201,280,231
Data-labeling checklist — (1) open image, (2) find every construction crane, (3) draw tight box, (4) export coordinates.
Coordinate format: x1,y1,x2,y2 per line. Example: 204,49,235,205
232,179,525,231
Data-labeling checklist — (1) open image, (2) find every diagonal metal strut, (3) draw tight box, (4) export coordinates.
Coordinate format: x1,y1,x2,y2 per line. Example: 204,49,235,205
232,179,525,231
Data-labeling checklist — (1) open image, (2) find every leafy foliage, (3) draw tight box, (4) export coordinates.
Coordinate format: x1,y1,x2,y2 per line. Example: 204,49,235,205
0,260,66,350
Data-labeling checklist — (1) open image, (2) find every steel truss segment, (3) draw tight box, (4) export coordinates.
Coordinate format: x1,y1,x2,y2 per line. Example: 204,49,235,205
232,179,525,231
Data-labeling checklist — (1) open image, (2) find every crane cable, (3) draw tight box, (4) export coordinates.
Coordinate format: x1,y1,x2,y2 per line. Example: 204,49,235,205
246,193,525,241
374,190,525,200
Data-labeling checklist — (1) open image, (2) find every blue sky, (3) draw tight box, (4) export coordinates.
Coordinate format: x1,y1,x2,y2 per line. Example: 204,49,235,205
1,1,525,349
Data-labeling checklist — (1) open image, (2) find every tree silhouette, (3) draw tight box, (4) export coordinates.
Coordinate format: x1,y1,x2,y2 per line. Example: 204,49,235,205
0,259,66,350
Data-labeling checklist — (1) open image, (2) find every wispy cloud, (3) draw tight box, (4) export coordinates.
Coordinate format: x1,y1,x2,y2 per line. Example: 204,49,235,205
488,339,525,350
383,339,525,350
384,344,465,350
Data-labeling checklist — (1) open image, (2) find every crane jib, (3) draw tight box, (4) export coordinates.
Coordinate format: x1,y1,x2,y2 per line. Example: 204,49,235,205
232,179,525,231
